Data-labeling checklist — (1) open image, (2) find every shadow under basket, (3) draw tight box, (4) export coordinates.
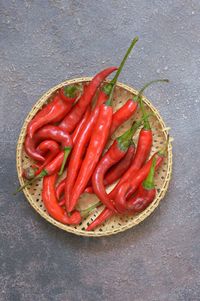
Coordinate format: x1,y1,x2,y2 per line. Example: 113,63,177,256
16,78,173,237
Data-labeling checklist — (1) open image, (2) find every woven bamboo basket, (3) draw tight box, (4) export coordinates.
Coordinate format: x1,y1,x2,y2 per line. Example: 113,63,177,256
16,78,172,237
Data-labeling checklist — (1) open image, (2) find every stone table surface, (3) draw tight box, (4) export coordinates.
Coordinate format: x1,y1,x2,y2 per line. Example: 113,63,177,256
0,1,200,300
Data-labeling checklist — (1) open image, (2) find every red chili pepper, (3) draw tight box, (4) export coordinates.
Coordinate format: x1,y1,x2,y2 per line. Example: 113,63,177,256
59,85,80,103
56,178,65,200
104,144,135,186
34,125,73,175
71,106,91,144
86,140,168,231
27,95,73,139
16,150,70,193
35,140,60,176
25,135,46,162
86,207,113,231
59,67,118,133
92,122,141,210
114,139,168,213
84,141,135,194
110,100,138,135
68,38,139,212
42,174,81,225
109,79,169,200
126,158,156,213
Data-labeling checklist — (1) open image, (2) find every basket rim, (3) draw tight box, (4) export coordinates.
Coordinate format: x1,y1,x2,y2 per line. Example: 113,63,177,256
16,77,173,237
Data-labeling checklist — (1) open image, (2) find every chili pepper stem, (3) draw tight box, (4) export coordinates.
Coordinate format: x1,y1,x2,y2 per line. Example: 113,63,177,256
14,169,47,194
58,147,71,176
135,79,169,129
63,85,79,98
143,157,156,190
117,120,142,151
105,37,139,106
80,201,102,218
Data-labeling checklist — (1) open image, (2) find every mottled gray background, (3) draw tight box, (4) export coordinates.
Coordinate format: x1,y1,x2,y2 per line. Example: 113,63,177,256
0,1,200,300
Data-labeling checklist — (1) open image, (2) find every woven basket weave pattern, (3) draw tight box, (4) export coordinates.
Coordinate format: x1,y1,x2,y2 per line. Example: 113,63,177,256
16,78,172,237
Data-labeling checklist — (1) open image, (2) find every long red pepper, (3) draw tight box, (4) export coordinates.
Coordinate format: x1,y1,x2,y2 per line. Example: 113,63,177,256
16,150,69,193
86,141,168,231
126,158,156,213
71,106,91,144
42,174,81,225
27,95,75,139
68,37,139,212
92,121,141,210
109,79,169,200
59,67,118,133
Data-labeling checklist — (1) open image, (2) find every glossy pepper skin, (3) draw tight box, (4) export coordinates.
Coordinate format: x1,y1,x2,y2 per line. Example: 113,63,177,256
16,150,70,193
34,125,73,175
126,162,156,214
42,174,81,225
92,122,141,210
59,67,118,133
35,140,60,176
68,37,139,212
110,99,138,135
104,144,135,186
109,79,169,200
27,95,73,139
64,100,106,211
69,104,113,212
71,106,91,144
114,150,166,213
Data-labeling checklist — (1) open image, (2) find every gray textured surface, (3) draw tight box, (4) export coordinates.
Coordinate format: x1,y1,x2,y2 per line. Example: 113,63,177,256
0,1,200,300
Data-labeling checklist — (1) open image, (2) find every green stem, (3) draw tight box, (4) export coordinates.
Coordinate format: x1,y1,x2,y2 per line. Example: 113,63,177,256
143,157,156,190
58,147,72,176
80,201,102,218
117,120,142,151
63,85,78,98
14,169,47,194
105,36,139,106
135,79,169,130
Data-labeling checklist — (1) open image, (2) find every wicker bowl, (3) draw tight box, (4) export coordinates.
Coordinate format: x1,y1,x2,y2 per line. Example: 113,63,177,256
16,78,172,237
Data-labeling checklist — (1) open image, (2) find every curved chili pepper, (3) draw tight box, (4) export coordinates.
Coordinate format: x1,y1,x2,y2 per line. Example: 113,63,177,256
92,122,141,210
110,79,169,136
86,141,168,231
109,79,169,200
34,125,73,175
42,174,81,225
16,150,70,193
86,157,157,231
71,106,91,144
35,140,60,176
56,179,65,200
27,95,73,139
114,139,168,213
25,135,46,162
86,207,113,231
59,85,80,103
84,144,135,194
59,67,118,133
104,144,135,186
126,158,156,213
68,38,139,212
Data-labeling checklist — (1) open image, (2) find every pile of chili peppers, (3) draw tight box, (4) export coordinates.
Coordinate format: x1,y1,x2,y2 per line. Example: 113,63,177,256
16,37,170,231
